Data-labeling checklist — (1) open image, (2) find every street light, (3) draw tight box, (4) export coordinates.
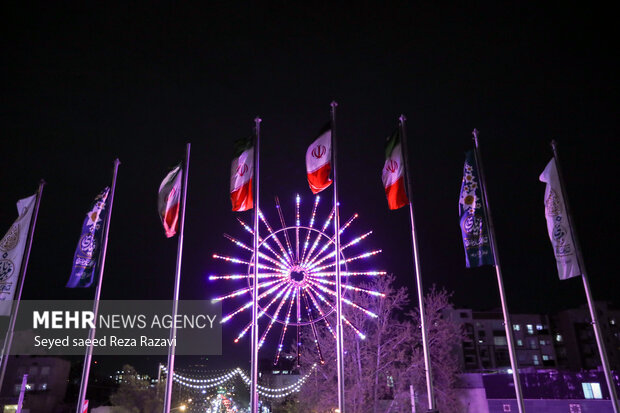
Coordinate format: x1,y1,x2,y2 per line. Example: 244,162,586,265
171,404,186,412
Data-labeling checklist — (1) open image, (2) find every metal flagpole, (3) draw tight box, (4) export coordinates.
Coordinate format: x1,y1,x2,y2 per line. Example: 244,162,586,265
250,117,261,413
399,116,437,412
472,130,526,413
76,159,120,413
163,144,191,413
0,180,45,390
551,140,619,413
17,373,27,413
330,101,346,413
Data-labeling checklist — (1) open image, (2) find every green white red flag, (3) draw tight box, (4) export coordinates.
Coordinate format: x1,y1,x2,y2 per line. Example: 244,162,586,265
230,137,254,211
382,130,409,210
158,164,182,238
306,127,332,194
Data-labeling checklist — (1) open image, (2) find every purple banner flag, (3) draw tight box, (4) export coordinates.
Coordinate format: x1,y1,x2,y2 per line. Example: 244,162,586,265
66,188,109,288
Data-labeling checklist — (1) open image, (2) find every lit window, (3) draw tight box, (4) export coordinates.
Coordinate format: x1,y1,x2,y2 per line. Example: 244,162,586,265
527,325,534,334
536,324,543,330
540,340,546,346
542,355,550,361
533,355,540,365
582,383,603,399
39,383,48,391
555,334,563,342
513,324,521,331
502,404,511,412
494,337,507,346
25,383,33,391
610,319,616,325
517,339,523,346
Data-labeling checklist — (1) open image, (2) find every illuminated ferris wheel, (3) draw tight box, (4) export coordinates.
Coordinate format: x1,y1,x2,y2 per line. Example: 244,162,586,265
210,194,385,364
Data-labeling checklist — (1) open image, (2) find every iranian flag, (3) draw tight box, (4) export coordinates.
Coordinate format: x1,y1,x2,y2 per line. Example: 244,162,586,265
306,127,332,194
158,165,182,238
382,130,409,210
230,137,254,211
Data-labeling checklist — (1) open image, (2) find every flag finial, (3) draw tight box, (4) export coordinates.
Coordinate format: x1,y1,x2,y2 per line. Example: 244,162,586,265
551,139,558,151
399,114,406,123
330,101,338,108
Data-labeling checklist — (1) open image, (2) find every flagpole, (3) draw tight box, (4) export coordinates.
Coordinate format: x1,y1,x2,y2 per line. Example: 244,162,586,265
162,144,191,413
250,117,262,413
0,179,45,390
472,130,526,413
550,140,619,413
398,115,436,412
330,101,346,413
76,159,120,413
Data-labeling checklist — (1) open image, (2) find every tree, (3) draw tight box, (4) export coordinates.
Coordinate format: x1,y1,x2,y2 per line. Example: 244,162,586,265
292,275,465,413
110,364,164,413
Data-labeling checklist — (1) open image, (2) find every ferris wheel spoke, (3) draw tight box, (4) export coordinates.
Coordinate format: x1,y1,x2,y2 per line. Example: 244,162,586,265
223,233,289,271
212,253,285,273
258,209,295,266
235,284,292,345
208,272,285,281
259,285,294,348
303,213,357,268
306,278,378,318
312,277,385,298
220,279,287,323
295,286,302,366
302,206,334,266
274,287,297,365
304,285,336,338
305,284,366,339
309,249,382,273
300,195,320,264
295,194,301,262
302,288,325,364
212,278,283,303
236,217,289,267
274,196,295,261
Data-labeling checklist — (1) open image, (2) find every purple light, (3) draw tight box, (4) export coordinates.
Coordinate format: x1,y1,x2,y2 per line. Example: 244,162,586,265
210,194,383,360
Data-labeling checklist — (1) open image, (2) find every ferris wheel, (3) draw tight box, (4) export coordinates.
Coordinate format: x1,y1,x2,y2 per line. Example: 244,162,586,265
210,194,385,364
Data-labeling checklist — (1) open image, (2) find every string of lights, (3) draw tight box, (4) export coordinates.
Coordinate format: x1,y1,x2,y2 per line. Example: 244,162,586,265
160,364,318,398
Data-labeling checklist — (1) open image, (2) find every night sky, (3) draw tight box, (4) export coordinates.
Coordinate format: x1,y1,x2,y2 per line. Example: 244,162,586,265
1,3,618,375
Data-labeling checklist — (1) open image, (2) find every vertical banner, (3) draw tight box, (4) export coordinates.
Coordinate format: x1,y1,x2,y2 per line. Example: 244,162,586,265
0,195,37,316
539,158,581,280
66,188,110,288
382,129,409,210
158,165,182,238
230,137,254,212
306,126,332,194
459,150,494,267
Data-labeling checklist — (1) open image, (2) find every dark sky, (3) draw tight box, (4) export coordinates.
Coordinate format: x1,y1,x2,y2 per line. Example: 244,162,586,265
1,3,618,374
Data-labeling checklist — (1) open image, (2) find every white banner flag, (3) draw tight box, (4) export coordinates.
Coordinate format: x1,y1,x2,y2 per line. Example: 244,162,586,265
539,159,581,280
0,194,37,315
